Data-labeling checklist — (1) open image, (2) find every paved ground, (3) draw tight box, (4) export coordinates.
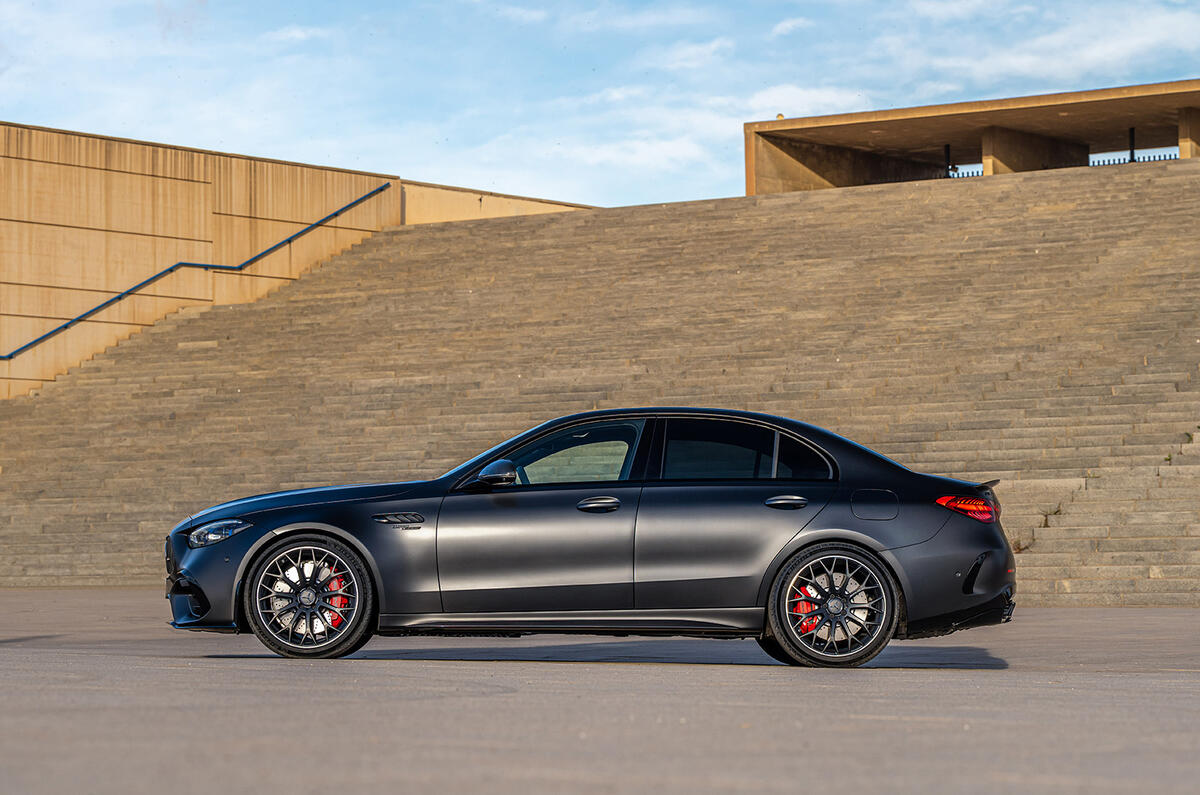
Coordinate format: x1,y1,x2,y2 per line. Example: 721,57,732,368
0,590,1197,794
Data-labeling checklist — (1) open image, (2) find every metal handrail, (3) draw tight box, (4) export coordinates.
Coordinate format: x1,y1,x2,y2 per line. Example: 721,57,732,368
2,182,391,361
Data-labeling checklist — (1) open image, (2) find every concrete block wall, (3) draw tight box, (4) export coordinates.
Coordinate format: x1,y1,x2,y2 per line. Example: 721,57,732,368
1,159,1198,604
0,122,583,397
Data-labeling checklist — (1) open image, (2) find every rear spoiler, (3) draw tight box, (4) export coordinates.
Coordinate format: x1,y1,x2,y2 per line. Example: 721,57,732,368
977,479,1000,492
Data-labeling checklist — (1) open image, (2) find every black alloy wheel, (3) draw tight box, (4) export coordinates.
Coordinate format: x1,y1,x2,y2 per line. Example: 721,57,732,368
243,534,375,659
766,543,899,668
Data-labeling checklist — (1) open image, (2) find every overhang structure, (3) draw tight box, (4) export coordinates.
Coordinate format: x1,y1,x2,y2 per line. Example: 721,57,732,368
745,78,1200,194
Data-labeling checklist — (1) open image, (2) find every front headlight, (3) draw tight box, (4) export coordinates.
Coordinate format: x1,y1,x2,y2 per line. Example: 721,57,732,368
188,519,252,549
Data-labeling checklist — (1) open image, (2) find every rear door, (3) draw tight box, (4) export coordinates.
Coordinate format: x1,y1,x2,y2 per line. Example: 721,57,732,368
634,417,837,609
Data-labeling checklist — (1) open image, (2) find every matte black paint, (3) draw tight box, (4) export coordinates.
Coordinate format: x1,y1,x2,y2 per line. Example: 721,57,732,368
165,407,1015,643
437,484,642,612
633,481,835,609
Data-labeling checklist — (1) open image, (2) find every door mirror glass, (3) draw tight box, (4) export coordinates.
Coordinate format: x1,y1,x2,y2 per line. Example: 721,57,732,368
476,458,518,487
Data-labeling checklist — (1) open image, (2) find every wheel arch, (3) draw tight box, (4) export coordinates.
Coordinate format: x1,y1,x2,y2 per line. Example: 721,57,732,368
232,522,385,633
756,529,911,635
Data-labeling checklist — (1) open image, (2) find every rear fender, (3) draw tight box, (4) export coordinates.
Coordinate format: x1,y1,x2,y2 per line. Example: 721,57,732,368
754,527,915,618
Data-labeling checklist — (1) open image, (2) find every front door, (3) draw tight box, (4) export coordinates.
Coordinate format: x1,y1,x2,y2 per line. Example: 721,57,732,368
437,418,649,612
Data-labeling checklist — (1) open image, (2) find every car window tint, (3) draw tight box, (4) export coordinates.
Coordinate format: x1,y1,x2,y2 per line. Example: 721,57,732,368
663,419,774,480
511,420,645,485
776,434,832,480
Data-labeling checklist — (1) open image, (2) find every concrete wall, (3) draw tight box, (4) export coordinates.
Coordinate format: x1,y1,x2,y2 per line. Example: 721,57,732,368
747,133,944,193
981,126,1089,175
0,122,582,398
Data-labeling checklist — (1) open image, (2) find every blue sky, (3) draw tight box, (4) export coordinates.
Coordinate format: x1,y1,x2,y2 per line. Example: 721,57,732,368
2,0,1200,206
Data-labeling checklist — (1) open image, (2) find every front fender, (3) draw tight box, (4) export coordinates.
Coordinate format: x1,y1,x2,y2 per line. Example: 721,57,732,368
231,521,387,632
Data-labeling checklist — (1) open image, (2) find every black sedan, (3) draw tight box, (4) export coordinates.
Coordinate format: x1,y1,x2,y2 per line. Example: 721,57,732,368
165,408,1015,667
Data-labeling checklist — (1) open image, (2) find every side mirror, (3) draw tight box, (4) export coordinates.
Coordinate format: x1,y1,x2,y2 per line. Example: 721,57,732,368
475,459,518,487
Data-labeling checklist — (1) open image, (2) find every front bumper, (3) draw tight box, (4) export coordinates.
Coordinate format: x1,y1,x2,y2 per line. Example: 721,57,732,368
164,532,242,633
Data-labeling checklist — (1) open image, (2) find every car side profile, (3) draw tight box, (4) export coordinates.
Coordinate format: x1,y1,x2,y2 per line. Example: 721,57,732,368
165,408,1015,667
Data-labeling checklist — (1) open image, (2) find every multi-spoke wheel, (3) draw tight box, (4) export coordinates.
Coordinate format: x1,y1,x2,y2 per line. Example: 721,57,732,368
766,543,899,668
243,534,375,659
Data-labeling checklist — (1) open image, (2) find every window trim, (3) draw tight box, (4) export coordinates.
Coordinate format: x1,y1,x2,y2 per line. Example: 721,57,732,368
651,416,836,483
451,416,655,491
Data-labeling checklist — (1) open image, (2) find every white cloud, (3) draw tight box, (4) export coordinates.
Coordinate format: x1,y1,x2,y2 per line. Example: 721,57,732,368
911,80,964,100
907,0,997,20
564,4,714,32
6,0,1200,208
641,37,734,71
746,85,871,120
568,136,710,169
155,0,209,38
494,5,549,24
770,17,813,38
928,6,1200,84
552,85,654,107
260,25,333,44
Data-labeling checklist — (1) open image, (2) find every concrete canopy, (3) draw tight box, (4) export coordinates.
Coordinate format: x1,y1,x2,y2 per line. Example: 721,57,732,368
745,78,1200,193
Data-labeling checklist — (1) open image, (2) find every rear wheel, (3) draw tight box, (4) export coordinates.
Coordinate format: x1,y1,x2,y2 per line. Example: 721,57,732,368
243,534,375,659
766,543,899,668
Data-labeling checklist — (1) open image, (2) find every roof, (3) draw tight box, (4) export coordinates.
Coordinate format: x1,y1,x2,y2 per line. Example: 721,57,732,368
745,78,1200,164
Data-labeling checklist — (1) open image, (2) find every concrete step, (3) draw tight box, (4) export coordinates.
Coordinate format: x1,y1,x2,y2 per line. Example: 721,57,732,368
5,159,1200,604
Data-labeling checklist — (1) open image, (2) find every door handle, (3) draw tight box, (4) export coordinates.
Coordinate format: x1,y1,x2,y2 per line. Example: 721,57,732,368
576,496,621,513
765,495,808,509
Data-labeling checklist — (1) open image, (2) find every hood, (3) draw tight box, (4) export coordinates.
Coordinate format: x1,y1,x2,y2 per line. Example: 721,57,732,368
184,481,427,527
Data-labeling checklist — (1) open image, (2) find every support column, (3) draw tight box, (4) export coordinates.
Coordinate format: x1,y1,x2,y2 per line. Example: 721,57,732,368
981,126,1089,175
747,132,943,194
1178,108,1200,159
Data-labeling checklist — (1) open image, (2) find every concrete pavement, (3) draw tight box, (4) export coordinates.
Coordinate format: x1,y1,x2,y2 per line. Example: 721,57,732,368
0,589,1197,794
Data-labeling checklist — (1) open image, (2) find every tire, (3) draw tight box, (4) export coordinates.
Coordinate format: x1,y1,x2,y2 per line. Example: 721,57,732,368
755,635,806,666
766,542,899,668
243,533,376,659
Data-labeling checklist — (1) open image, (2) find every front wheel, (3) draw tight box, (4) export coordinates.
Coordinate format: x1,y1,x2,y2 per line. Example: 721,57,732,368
756,635,805,666
243,534,376,659
766,543,899,668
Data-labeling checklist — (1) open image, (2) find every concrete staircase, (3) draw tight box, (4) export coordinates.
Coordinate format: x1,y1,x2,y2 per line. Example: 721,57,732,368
1,160,1198,604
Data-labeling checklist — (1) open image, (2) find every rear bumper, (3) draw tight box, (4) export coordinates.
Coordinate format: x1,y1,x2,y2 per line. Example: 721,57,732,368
888,512,1017,639
899,587,1014,639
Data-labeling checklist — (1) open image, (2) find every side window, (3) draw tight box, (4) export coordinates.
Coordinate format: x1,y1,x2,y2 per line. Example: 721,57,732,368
508,420,646,485
662,419,774,480
777,434,833,480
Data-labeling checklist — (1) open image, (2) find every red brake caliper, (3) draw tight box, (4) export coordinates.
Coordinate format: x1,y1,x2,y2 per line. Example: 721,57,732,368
793,585,820,633
325,575,348,628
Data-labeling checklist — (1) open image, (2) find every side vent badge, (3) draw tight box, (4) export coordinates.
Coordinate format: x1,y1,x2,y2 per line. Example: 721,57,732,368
373,512,425,525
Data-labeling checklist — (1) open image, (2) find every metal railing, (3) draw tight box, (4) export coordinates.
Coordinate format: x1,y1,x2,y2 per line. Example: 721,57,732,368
1,182,392,361
1090,153,1179,167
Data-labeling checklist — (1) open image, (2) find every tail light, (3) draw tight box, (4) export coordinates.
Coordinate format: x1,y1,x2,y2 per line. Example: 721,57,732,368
936,495,996,523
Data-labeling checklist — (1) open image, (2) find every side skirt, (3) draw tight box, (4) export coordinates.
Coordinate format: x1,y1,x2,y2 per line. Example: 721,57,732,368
377,607,765,638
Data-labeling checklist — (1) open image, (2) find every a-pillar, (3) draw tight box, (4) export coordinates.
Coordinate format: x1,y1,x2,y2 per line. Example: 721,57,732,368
746,132,944,193
980,126,1089,175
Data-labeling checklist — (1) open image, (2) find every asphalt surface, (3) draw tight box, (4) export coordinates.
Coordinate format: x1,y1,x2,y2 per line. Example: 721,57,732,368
0,590,1197,794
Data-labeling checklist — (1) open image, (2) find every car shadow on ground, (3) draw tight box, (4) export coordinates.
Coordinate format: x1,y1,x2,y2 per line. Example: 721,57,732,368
282,639,1008,669
0,634,64,645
